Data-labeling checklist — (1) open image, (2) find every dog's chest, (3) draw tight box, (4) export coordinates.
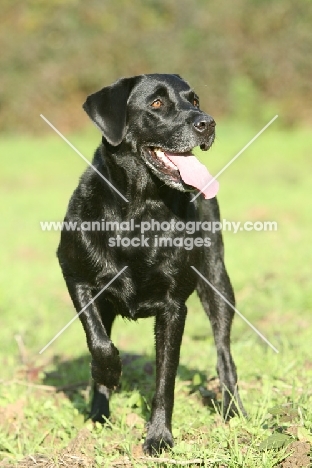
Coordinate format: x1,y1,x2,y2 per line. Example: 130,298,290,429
99,204,203,318
114,246,200,318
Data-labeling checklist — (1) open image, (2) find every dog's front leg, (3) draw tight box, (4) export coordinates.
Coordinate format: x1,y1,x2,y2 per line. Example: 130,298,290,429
143,306,187,455
64,278,121,390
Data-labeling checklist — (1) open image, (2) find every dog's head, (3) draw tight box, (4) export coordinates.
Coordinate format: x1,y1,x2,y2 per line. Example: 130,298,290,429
83,74,218,198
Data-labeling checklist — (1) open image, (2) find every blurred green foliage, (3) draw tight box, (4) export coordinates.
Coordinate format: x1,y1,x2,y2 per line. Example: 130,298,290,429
1,0,311,133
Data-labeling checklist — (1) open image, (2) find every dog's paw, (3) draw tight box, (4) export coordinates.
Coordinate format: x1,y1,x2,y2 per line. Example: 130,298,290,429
143,427,174,456
91,343,122,389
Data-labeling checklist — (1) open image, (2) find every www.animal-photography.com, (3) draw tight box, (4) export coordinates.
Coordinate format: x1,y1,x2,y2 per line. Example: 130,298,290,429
1,2,312,467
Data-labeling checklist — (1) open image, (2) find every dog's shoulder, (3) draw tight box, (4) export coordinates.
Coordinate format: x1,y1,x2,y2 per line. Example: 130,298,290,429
65,146,106,215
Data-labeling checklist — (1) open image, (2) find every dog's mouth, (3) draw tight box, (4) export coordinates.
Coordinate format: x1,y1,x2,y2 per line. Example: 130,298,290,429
147,147,181,180
144,147,219,199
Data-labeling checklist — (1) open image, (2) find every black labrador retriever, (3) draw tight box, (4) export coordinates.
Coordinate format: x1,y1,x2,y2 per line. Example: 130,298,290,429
57,74,246,454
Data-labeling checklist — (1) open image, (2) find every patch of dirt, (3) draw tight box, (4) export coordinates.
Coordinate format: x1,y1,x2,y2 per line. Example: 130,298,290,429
277,441,311,467
63,427,95,456
125,412,145,429
17,428,95,467
0,398,25,420
131,443,144,458
16,453,94,467
0,398,25,433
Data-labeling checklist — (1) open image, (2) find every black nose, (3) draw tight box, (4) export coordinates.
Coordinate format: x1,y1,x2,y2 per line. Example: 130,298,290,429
193,115,216,136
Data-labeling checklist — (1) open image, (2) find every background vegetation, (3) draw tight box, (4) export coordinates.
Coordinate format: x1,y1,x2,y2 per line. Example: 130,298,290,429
1,0,312,133
1,1,312,467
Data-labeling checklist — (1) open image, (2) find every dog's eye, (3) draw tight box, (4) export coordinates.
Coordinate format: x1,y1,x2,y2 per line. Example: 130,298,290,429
151,99,163,108
193,98,199,107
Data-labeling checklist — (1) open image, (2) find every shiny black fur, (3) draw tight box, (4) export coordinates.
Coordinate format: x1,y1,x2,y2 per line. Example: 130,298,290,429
57,74,246,455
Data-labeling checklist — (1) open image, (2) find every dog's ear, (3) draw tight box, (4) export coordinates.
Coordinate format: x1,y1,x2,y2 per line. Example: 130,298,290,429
83,77,139,146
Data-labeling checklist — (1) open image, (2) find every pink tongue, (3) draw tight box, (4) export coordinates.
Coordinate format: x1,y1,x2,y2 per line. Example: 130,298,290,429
166,153,219,199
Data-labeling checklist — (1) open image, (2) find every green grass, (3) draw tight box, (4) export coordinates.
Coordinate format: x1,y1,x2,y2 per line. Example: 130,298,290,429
0,121,311,467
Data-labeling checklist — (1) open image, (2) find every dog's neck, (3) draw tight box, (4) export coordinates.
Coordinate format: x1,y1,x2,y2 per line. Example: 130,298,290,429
100,139,153,196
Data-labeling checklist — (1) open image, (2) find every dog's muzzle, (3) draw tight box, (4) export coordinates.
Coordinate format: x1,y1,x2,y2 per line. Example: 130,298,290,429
193,115,215,150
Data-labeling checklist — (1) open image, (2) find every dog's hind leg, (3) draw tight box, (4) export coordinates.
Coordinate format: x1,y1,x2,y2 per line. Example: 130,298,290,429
196,201,246,419
196,263,246,418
